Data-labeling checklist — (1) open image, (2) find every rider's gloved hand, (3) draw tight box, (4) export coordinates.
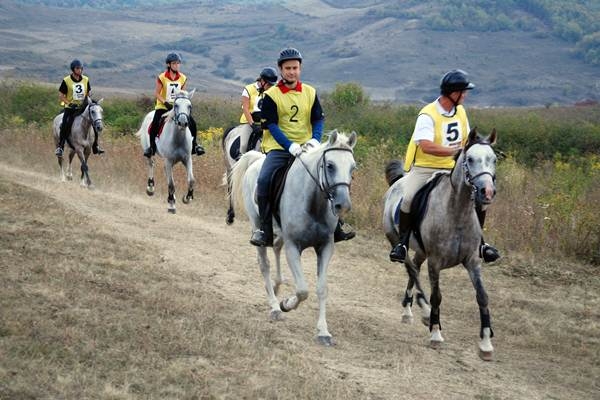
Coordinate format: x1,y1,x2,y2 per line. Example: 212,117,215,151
288,142,302,157
305,138,320,149
164,101,173,111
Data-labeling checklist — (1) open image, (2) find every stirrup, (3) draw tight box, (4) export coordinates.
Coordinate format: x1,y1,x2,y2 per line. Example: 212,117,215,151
143,147,155,158
250,229,269,247
194,145,205,156
480,243,500,263
389,243,408,263
92,144,105,155
334,227,356,242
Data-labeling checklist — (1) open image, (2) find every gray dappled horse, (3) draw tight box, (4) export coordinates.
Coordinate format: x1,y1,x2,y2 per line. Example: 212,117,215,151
230,130,357,346
221,124,262,224
136,89,196,213
382,128,498,361
52,96,104,188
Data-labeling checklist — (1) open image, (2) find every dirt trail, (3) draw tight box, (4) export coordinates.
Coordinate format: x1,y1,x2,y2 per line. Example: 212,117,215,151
1,161,597,400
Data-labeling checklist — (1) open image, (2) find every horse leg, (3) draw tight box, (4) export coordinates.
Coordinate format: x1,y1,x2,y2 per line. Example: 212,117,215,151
146,156,155,196
225,170,235,225
315,243,335,346
404,254,431,326
164,160,176,213
428,262,444,348
466,263,494,361
76,148,90,188
280,243,308,313
67,150,75,181
57,154,66,182
257,246,284,321
182,156,195,204
83,148,92,188
272,237,285,296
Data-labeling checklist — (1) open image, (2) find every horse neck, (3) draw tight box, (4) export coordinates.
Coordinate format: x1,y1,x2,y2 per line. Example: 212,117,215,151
79,107,92,130
290,150,330,214
447,153,476,215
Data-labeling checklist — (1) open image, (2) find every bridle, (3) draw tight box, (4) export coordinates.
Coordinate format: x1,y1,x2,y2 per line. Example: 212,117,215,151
297,146,354,216
86,102,103,136
172,95,191,127
451,141,496,199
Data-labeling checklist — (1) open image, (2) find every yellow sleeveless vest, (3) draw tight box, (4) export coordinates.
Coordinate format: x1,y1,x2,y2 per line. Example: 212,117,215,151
261,83,316,153
240,83,263,123
404,102,468,171
63,75,89,107
155,71,187,110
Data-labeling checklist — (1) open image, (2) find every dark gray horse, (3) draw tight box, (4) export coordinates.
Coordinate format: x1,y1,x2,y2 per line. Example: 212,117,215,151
383,128,498,360
52,97,104,188
230,130,357,346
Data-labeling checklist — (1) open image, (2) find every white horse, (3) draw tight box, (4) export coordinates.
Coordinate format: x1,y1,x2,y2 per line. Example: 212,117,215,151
221,123,262,224
136,89,196,213
383,127,498,360
230,130,357,346
52,96,104,188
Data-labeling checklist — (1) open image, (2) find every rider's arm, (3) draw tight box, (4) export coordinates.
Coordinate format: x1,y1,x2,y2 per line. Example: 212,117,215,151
154,78,166,104
241,90,254,125
413,114,459,157
310,94,324,142
58,80,68,105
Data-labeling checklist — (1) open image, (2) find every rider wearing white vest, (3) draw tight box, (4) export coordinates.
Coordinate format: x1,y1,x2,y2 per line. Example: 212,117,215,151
238,67,277,154
389,70,500,264
55,59,104,157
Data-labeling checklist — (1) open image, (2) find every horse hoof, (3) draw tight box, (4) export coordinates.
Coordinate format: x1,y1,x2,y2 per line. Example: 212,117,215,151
182,194,192,204
479,349,494,361
146,188,154,196
226,215,234,225
401,315,413,324
430,340,443,350
421,316,430,326
270,310,285,321
279,300,291,313
317,336,336,346
168,208,176,214
66,176,73,181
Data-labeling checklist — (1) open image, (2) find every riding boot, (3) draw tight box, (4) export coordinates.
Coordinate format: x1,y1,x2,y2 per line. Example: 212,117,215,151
476,207,500,263
55,123,68,156
92,131,105,155
390,211,413,263
334,219,356,242
247,124,262,152
144,131,156,158
250,195,273,247
191,136,205,156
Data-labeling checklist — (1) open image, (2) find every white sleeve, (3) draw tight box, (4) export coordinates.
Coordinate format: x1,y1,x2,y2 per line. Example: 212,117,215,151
241,87,250,98
411,114,435,143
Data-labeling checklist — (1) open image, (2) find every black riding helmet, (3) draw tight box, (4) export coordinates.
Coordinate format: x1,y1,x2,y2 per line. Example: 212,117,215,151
165,52,182,64
277,48,302,66
440,69,475,95
70,59,83,71
259,67,278,84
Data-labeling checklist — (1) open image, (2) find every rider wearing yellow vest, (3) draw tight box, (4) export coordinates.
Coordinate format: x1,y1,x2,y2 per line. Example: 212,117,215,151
238,67,277,154
55,59,104,157
389,70,500,264
249,48,355,247
144,53,205,158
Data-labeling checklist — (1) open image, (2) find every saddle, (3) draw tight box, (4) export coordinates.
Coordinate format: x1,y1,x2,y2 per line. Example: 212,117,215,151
395,171,448,252
265,158,295,227
147,113,170,138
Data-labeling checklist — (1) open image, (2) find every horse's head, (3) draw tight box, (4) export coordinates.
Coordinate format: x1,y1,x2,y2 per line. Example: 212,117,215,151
85,97,104,133
461,127,497,206
172,90,192,128
315,129,358,216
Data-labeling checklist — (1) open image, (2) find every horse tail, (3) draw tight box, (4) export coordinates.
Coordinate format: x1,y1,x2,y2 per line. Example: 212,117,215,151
385,159,405,186
230,150,263,216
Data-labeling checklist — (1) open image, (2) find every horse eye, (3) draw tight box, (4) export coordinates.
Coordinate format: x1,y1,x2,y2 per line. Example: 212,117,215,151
327,162,335,171
467,156,474,164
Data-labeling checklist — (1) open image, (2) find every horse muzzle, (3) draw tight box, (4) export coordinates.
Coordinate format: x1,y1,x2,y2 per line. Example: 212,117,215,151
175,114,189,128
474,182,496,205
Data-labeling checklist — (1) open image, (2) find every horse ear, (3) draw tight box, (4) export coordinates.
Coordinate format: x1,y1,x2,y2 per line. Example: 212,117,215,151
468,127,478,144
347,131,358,149
97,98,104,104
328,129,338,145
188,88,196,99
488,128,497,145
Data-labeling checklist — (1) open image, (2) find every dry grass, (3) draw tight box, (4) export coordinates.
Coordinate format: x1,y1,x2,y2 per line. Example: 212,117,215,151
1,127,599,399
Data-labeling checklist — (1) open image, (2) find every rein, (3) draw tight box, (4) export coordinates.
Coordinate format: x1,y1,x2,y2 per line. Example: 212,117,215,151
296,146,354,216
450,141,496,195
172,95,191,127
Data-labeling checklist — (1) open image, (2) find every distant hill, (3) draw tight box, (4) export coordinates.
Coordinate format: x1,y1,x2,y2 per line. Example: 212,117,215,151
1,0,599,106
